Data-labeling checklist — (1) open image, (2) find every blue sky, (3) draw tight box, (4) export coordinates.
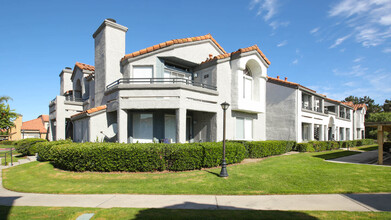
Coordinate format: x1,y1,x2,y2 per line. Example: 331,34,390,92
0,0,390,121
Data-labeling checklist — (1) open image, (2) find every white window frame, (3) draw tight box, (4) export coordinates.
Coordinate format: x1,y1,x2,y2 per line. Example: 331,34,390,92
235,117,253,140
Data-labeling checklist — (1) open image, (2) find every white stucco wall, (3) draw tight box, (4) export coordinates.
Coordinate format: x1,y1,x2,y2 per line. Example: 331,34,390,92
266,82,297,140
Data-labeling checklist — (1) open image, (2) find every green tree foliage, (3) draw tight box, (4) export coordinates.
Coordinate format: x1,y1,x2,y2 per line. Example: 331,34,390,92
0,96,18,131
383,99,391,112
342,96,382,118
366,112,391,141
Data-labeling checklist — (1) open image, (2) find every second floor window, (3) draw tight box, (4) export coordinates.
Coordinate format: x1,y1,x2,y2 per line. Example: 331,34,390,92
243,66,252,100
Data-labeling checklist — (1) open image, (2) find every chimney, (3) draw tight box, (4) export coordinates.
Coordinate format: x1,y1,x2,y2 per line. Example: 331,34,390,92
277,76,280,79
209,54,213,59
285,77,288,81
59,67,73,95
93,19,128,106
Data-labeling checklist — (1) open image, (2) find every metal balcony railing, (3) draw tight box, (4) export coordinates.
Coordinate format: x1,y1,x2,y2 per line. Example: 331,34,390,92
65,96,83,102
106,78,217,91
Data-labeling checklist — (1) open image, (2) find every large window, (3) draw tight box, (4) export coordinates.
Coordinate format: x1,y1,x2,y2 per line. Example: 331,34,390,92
133,113,153,143
243,66,252,100
133,66,153,79
164,114,176,143
236,117,253,140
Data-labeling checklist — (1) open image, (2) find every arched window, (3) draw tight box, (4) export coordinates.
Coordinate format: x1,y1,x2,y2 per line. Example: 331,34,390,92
243,65,253,100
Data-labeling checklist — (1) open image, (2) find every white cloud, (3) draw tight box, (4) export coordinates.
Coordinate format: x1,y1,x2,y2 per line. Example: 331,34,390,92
383,47,391,53
269,20,290,29
250,0,278,21
310,27,320,34
353,57,364,62
328,0,391,47
329,34,351,48
277,40,287,47
292,59,298,64
343,81,356,87
333,64,368,77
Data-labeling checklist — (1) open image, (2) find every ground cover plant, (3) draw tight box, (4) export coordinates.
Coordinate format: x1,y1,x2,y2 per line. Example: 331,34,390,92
3,149,391,195
1,205,391,220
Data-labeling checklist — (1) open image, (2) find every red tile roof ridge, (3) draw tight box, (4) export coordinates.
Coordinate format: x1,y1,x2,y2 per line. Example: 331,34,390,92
121,34,226,62
267,76,316,93
75,62,95,71
71,105,107,118
201,45,271,65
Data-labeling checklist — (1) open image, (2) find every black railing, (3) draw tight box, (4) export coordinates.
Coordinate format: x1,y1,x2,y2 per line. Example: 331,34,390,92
65,96,83,102
106,78,217,91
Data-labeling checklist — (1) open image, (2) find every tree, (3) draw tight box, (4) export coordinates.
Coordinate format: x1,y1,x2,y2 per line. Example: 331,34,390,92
383,99,391,112
0,96,18,133
342,95,382,118
366,112,391,141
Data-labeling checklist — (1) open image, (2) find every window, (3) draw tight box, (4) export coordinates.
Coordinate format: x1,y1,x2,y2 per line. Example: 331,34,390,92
133,113,153,143
133,66,153,79
164,114,176,143
236,117,253,140
243,66,253,100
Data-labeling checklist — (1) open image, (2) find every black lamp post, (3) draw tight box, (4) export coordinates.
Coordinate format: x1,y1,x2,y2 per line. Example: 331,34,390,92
220,101,230,177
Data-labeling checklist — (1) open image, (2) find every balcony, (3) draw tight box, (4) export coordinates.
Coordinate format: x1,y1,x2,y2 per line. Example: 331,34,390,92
106,78,217,91
65,96,83,102
302,103,312,111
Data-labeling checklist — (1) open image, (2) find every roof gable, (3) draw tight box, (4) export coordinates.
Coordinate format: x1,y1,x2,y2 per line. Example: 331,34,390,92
121,34,226,62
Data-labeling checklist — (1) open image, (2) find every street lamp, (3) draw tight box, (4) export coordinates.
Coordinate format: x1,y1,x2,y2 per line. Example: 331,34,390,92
220,101,230,177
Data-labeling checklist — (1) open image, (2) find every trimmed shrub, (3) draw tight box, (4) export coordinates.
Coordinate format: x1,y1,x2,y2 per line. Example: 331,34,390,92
0,140,14,146
48,142,246,172
356,139,375,146
36,139,73,161
14,138,47,156
201,142,246,167
244,141,295,158
295,143,315,152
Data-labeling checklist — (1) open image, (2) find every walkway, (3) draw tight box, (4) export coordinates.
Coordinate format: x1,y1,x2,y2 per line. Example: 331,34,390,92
0,157,390,211
329,150,390,165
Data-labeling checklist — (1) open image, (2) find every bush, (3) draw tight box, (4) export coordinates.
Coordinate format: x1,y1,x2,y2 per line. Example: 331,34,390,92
356,139,375,146
0,140,14,146
244,141,295,158
36,139,73,161
14,138,47,156
48,142,247,172
295,141,339,152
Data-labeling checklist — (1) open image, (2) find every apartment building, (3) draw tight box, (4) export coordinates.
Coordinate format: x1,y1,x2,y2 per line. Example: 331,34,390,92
266,76,366,142
49,19,270,143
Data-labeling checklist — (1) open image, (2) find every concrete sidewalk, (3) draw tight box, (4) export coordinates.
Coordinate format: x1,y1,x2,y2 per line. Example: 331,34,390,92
328,150,390,165
1,158,391,212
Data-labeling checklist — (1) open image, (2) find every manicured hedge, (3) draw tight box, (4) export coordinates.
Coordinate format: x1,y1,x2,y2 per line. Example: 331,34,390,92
44,142,247,172
0,140,14,146
243,141,296,158
14,138,47,156
36,139,73,161
295,139,376,152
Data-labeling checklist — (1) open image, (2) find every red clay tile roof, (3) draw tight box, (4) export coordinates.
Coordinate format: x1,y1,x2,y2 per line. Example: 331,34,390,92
341,101,367,110
75,62,95,71
267,76,316,93
21,118,47,133
121,34,227,62
71,105,107,118
201,45,271,65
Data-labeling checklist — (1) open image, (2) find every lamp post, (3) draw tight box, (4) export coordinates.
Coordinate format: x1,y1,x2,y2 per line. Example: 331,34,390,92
220,101,230,177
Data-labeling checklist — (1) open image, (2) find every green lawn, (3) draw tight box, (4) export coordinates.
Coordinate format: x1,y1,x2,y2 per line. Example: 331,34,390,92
1,206,391,220
0,150,20,166
351,144,379,152
3,150,391,195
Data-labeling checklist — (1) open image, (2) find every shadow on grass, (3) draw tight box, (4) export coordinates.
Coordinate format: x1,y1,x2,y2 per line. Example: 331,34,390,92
131,202,319,219
203,170,220,177
313,151,361,160
0,197,20,220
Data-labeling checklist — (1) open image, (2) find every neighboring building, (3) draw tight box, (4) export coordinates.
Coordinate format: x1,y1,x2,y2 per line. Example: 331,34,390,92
8,114,23,140
342,102,367,140
266,76,366,142
49,19,270,143
21,115,49,139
